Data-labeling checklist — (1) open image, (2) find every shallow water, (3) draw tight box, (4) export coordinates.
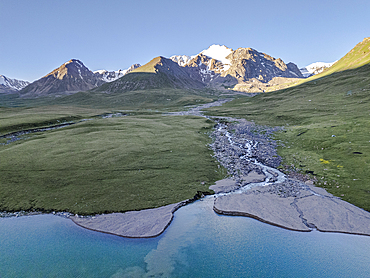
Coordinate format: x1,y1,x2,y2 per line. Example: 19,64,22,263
1,198,370,277
0,214,158,277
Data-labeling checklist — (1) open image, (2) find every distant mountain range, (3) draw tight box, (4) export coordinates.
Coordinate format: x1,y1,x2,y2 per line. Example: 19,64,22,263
0,75,30,94
1,64,142,95
18,60,142,98
93,64,141,82
94,45,306,95
92,56,206,94
2,44,342,98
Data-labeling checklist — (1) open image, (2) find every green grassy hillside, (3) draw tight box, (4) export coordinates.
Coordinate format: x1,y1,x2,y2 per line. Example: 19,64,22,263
0,87,221,112
51,88,218,110
205,63,370,211
0,82,226,215
0,114,225,215
0,106,106,135
321,37,370,72
93,72,176,93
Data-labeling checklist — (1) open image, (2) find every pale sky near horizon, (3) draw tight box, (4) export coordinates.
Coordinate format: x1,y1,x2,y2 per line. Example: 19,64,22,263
1,0,370,82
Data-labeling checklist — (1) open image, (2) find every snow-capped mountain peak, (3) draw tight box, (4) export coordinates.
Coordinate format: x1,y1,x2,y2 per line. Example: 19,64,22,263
93,64,141,82
300,61,336,77
94,69,127,82
171,45,233,70
0,75,30,92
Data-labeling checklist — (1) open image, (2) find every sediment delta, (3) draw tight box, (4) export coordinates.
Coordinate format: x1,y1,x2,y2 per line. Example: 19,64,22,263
214,179,370,235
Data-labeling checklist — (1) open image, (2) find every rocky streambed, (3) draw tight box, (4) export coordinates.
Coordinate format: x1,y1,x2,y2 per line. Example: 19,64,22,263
208,115,370,236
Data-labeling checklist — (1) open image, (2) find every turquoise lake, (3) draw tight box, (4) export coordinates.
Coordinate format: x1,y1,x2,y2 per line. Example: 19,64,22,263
1,197,370,277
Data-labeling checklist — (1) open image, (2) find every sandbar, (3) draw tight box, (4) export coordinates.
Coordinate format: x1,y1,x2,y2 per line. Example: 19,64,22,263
71,202,183,238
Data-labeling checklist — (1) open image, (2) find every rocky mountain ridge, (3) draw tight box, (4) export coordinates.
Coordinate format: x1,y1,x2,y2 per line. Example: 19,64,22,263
170,45,304,92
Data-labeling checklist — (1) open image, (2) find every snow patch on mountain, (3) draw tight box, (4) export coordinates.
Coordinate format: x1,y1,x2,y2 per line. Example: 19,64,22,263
199,67,216,82
170,55,194,66
94,70,107,75
201,45,233,70
300,61,336,77
75,60,84,68
170,45,233,71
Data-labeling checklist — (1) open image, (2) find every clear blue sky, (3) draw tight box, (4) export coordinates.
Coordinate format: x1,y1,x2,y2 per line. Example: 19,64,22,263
1,0,370,82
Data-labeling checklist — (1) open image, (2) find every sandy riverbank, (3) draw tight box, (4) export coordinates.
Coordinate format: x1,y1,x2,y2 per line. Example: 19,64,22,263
71,203,182,238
